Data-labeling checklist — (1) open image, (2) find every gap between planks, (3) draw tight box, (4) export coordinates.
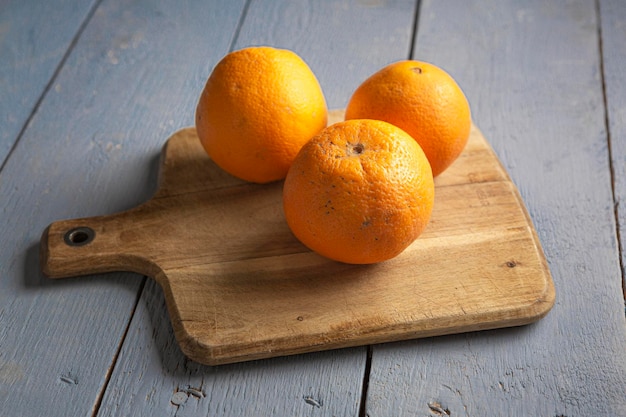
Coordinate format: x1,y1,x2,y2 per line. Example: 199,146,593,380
227,0,253,52
407,0,422,60
594,0,626,311
0,0,104,176
358,345,373,417
90,277,148,416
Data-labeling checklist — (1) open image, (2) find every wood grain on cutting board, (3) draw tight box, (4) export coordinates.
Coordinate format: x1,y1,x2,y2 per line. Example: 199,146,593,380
41,110,554,365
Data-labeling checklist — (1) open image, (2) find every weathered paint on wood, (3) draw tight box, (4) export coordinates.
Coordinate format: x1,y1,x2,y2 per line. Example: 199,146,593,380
96,0,418,415
0,0,96,166
0,0,246,416
365,1,626,416
3,1,625,416
601,0,626,300
234,0,418,109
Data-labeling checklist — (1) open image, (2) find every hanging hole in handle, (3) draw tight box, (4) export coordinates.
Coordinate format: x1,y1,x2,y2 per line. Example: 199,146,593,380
64,227,95,246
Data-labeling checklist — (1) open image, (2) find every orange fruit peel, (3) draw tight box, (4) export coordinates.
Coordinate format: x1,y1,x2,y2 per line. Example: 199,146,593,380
283,119,435,264
346,60,471,176
195,46,327,183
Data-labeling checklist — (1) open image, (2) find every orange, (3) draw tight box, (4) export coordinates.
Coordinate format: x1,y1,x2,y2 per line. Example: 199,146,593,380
283,119,434,264
345,60,471,177
195,46,327,183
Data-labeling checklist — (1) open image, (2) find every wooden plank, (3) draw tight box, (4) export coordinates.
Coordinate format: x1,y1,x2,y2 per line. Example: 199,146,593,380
233,0,418,109
94,0,419,416
365,1,626,416
0,0,96,166
0,1,246,416
601,0,626,300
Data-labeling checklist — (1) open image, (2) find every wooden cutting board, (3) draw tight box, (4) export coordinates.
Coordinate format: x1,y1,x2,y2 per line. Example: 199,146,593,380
40,110,555,365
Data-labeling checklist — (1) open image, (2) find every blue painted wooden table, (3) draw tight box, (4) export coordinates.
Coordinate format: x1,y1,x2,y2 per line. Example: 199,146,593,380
2,1,626,415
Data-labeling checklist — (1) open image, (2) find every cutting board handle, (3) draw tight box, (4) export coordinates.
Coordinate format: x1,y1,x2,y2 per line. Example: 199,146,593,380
38,126,261,281
40,210,159,279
